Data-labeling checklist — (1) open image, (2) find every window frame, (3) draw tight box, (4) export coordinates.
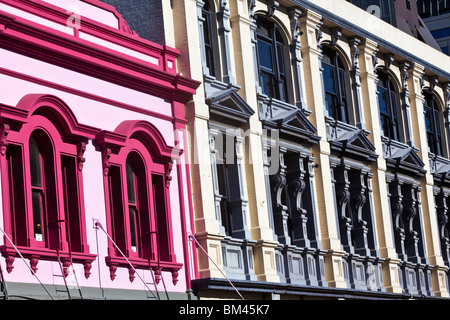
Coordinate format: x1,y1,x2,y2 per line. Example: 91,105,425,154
0,94,98,278
376,69,402,141
322,45,350,123
96,120,182,282
201,0,218,78
255,16,289,103
423,91,444,156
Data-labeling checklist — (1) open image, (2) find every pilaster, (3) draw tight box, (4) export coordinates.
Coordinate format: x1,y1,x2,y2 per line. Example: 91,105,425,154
300,9,347,288
408,62,449,297
358,38,402,293
228,0,280,284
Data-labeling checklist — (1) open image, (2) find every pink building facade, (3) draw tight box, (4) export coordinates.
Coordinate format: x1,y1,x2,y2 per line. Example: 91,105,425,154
0,0,199,299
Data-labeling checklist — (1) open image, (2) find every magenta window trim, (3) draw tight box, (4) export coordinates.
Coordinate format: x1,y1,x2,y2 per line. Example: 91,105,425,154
95,120,182,284
0,94,99,278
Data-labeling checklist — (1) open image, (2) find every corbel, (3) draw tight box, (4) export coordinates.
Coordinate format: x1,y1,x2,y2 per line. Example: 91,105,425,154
372,46,379,73
102,148,112,176
399,61,411,102
172,270,179,285
109,263,117,281
128,266,136,283
289,7,302,44
383,53,394,70
77,141,87,171
165,162,173,188
83,261,92,279
29,256,39,275
0,123,10,156
428,75,438,92
267,0,279,17
349,36,361,70
248,0,256,19
330,27,342,47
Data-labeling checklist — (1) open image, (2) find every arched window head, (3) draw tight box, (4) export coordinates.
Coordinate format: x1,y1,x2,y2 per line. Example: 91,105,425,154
256,16,289,102
377,70,401,141
423,91,443,156
322,45,349,123
97,120,181,282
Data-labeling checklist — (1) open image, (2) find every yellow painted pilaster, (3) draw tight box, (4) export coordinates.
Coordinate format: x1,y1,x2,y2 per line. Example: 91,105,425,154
300,9,347,289
408,63,449,297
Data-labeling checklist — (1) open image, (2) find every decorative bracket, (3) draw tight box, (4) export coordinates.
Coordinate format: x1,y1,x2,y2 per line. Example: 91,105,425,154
77,141,87,171
165,162,173,188
330,27,342,47
102,148,112,176
0,123,10,156
383,53,394,70
267,0,279,17
428,75,438,92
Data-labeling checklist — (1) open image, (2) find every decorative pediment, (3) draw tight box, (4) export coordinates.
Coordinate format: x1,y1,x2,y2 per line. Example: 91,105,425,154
266,109,320,145
330,128,377,162
386,145,426,177
206,88,255,124
432,161,450,186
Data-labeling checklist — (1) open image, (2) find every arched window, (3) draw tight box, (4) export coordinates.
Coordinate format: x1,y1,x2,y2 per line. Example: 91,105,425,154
97,120,181,282
377,70,401,141
256,16,288,102
201,0,217,77
423,91,443,156
322,45,349,123
0,94,98,277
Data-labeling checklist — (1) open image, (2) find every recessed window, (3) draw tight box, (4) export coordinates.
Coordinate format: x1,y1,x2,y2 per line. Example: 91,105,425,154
1,95,97,277
423,92,443,156
201,0,217,77
377,70,401,141
256,17,289,102
322,46,350,123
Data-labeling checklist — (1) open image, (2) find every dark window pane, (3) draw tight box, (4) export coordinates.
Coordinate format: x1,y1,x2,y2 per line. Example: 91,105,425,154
323,63,336,94
257,40,273,71
261,72,274,97
126,161,136,204
129,206,138,252
377,88,388,114
32,189,43,241
29,137,42,188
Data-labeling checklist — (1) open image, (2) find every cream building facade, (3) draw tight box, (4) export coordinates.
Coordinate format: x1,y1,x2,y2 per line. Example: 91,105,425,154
105,0,450,299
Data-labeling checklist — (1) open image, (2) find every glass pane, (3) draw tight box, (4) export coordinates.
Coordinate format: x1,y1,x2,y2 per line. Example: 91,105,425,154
424,108,433,132
322,64,336,94
377,88,388,114
256,23,269,37
380,115,389,137
261,72,274,97
257,40,273,71
338,69,347,98
434,109,441,135
126,161,136,204
276,44,285,75
325,93,337,119
29,137,42,188
129,206,137,252
32,189,43,241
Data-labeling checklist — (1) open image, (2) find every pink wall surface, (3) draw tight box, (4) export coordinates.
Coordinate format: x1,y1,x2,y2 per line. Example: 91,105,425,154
0,0,199,299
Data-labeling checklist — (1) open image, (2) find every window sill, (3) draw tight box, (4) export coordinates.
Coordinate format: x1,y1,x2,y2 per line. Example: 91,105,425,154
0,244,96,278
105,255,183,285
